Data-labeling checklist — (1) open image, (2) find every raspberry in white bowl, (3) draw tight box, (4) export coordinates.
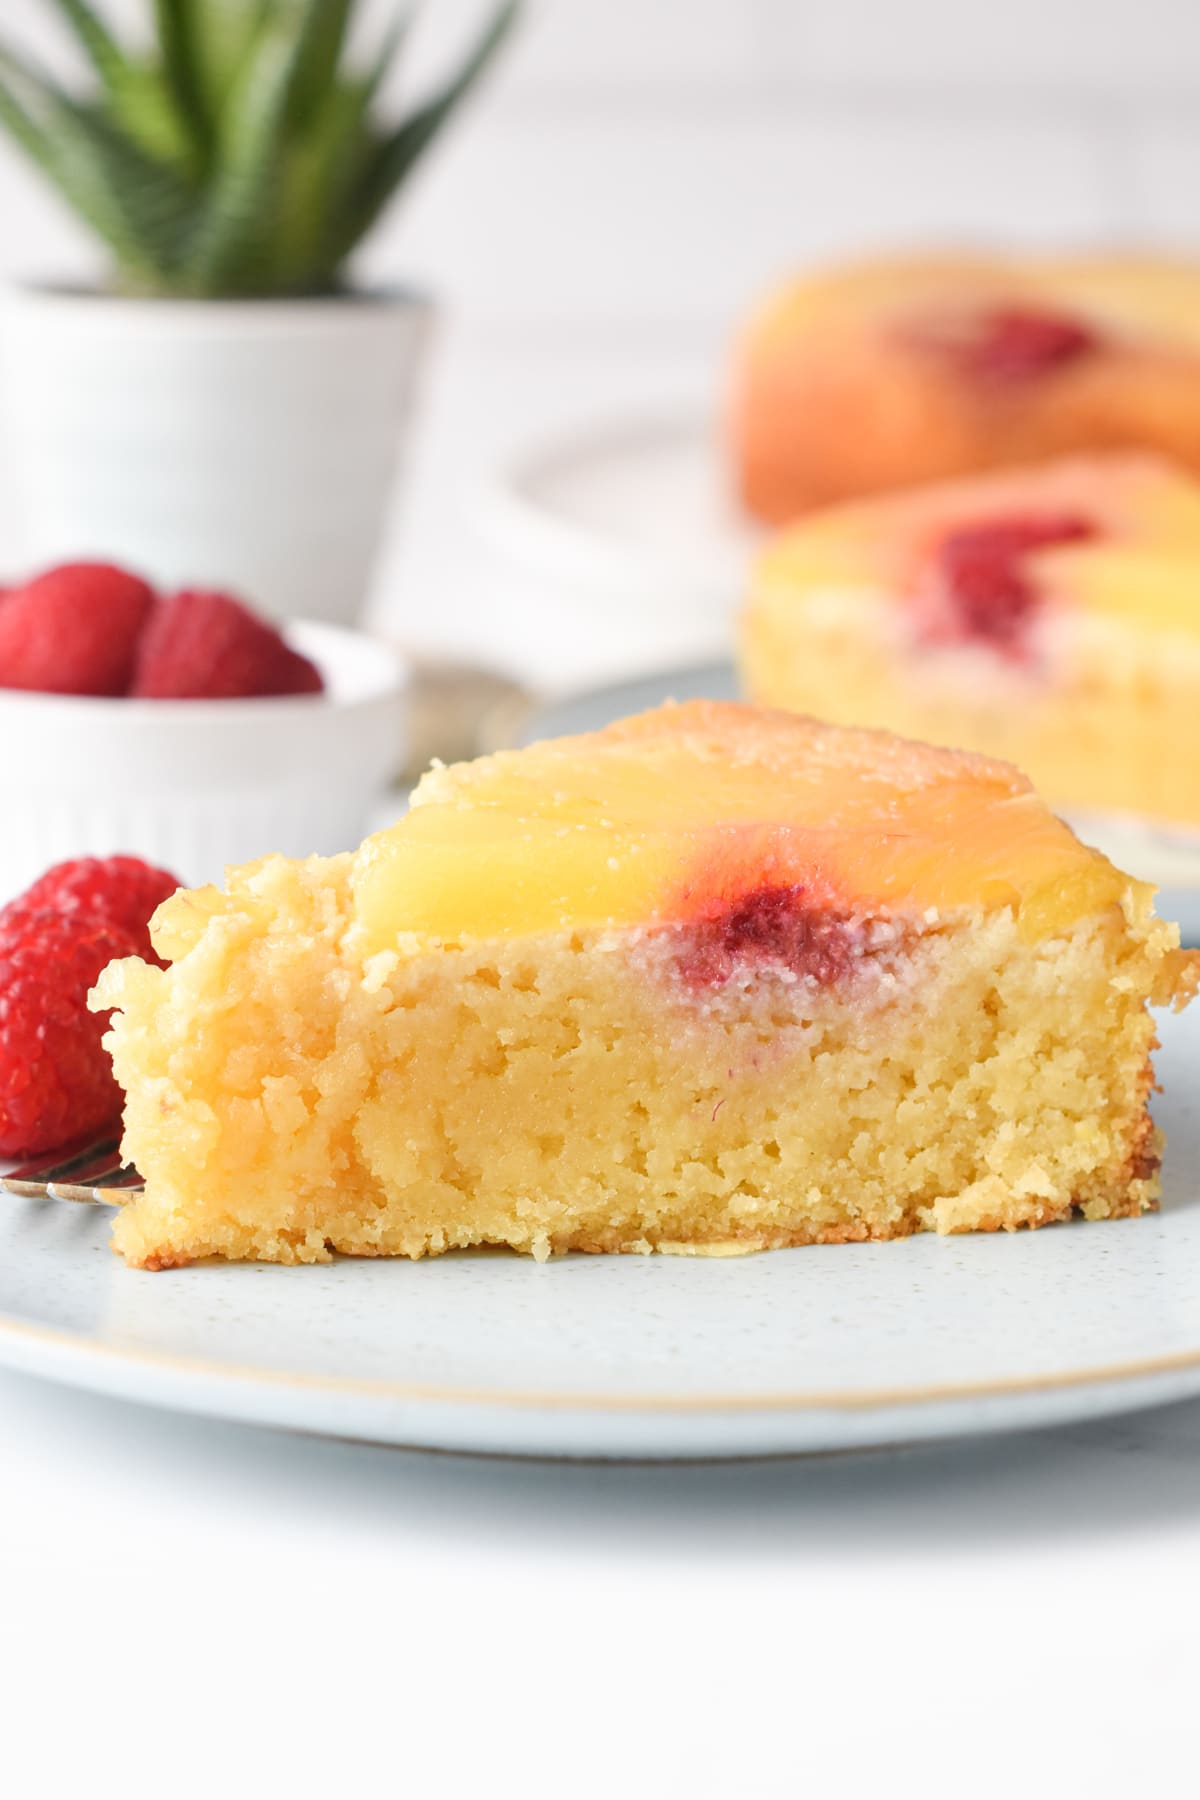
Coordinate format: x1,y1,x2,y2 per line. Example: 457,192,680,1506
0,562,325,700
0,563,406,894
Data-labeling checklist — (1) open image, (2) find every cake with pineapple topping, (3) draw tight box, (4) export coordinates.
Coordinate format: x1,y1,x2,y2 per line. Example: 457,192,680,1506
740,453,1200,828
92,701,1196,1269
733,252,1200,521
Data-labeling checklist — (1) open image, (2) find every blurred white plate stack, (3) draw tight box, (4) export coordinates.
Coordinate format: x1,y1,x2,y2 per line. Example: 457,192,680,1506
477,414,760,684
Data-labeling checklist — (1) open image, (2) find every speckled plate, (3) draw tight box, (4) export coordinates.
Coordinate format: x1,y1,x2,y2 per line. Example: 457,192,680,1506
0,996,1197,1460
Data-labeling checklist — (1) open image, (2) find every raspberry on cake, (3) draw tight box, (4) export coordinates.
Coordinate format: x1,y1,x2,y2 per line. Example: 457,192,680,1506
93,702,1195,1270
740,453,1200,829
732,252,1200,520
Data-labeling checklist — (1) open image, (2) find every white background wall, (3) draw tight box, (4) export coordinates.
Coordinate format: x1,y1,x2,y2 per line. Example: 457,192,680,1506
1,0,1198,676
11,0,1193,312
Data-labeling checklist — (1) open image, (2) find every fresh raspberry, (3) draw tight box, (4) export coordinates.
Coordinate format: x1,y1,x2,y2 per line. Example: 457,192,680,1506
0,562,157,695
0,908,138,1156
924,512,1097,656
131,590,324,699
12,856,179,964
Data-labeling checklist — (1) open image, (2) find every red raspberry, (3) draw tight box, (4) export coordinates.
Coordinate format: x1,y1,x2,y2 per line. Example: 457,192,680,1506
132,590,324,699
924,512,1097,656
0,908,138,1156
906,304,1101,387
13,856,179,965
958,306,1100,383
0,563,157,696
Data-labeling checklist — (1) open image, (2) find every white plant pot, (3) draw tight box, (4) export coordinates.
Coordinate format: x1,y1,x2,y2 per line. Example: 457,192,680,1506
0,285,432,625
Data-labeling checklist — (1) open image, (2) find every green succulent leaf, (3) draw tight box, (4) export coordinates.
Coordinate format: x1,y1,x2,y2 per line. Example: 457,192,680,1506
333,0,518,267
0,0,521,298
46,0,128,94
102,59,197,170
272,77,370,290
69,102,200,276
0,38,195,283
51,0,192,164
297,17,413,284
286,0,354,129
190,1,270,123
181,15,313,292
153,0,213,164
0,48,56,170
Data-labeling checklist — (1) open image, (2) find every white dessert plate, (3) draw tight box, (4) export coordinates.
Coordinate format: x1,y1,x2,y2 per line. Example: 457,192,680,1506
507,661,1200,946
0,994,1197,1460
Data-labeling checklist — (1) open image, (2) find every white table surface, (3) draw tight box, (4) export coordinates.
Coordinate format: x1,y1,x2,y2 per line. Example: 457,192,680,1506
3,1362,1200,1796
6,332,1200,1798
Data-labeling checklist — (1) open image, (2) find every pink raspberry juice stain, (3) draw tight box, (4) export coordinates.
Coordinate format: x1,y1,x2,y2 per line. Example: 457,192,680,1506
675,885,860,989
918,512,1097,659
951,305,1100,384
907,303,1102,386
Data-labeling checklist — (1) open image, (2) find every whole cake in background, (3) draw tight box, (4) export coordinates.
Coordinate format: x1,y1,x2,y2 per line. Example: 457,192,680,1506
732,253,1200,521
94,701,1194,1270
740,453,1200,830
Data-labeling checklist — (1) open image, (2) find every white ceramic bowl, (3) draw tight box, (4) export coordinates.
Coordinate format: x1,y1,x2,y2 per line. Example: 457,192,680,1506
0,623,407,900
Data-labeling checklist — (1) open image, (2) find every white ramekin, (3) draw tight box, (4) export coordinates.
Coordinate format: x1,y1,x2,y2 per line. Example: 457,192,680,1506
0,623,407,900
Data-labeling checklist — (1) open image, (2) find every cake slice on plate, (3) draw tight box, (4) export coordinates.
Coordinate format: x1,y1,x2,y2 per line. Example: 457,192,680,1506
93,701,1196,1269
740,453,1200,829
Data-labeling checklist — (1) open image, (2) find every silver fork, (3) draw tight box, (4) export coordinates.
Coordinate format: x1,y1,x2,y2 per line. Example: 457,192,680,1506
1,1137,142,1207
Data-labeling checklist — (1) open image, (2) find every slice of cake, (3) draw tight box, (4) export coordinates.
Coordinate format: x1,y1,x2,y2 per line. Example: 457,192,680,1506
741,453,1200,829
733,252,1200,521
92,701,1196,1269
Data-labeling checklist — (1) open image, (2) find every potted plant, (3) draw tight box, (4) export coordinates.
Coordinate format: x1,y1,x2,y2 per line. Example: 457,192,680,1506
0,0,518,624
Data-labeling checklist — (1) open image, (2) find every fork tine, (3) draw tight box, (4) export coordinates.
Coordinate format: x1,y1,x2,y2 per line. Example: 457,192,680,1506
2,1174,125,1205
42,1180,134,1206
3,1172,135,1206
2,1133,141,1207
88,1163,145,1191
6,1135,124,1184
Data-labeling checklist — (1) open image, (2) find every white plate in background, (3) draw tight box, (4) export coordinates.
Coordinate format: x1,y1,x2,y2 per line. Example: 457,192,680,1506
508,661,1200,946
476,415,761,673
